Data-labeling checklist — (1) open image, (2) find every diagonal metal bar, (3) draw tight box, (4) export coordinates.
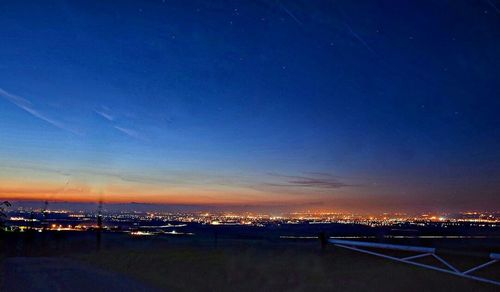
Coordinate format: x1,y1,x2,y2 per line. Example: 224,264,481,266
402,253,432,261
432,254,460,273
329,239,435,253
463,259,498,275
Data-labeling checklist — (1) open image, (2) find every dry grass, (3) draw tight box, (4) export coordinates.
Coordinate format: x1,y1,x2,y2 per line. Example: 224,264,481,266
0,253,6,291
76,245,499,292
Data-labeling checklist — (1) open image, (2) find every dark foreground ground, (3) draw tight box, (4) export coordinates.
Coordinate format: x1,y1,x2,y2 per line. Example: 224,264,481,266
1,232,499,291
3,257,160,292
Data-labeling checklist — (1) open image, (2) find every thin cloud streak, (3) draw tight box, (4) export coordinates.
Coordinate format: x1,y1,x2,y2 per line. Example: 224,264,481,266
0,87,79,134
94,109,115,121
94,106,146,141
0,163,248,188
342,21,377,56
0,163,175,186
267,173,359,189
279,1,303,26
486,0,500,14
113,125,142,140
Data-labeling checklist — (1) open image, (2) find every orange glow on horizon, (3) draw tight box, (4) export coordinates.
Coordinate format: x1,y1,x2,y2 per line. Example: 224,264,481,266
0,179,312,206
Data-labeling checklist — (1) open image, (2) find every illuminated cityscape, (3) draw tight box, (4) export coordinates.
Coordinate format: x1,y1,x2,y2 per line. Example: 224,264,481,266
3,208,499,235
1,0,500,290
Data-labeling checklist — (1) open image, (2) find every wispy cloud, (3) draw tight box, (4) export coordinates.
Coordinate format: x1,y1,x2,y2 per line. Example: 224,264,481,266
94,109,115,121
114,125,143,140
93,105,145,140
266,173,358,189
341,21,377,56
0,163,171,186
486,0,500,15
0,163,236,188
0,87,79,134
278,1,303,26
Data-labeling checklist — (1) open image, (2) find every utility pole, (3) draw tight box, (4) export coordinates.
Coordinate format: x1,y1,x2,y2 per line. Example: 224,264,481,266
42,200,49,231
96,200,103,252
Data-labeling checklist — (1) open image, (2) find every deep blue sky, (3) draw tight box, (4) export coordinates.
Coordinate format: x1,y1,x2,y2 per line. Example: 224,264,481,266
0,0,499,213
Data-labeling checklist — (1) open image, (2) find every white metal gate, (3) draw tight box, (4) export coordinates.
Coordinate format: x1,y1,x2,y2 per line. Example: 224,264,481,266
329,239,500,286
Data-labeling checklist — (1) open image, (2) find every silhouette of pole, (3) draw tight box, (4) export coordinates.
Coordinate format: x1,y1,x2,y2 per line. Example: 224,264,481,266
42,200,49,231
28,211,35,231
319,231,328,251
96,200,103,252
214,229,218,248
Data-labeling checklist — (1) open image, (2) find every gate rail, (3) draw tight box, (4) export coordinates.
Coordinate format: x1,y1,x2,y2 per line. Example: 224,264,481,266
329,239,500,286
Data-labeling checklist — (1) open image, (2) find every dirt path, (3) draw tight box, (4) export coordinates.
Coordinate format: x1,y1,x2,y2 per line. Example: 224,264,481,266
3,257,161,292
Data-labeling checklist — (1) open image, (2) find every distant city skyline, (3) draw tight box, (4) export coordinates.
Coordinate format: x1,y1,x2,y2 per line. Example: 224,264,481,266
1,1,499,213
6,200,500,216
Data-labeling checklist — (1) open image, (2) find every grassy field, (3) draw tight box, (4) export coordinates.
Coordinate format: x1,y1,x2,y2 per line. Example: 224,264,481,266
76,244,500,292
0,240,5,291
2,232,498,291
0,254,4,291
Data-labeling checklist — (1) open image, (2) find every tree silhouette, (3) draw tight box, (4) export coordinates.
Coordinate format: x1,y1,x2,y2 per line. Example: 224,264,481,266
42,200,49,231
0,201,12,231
96,200,103,251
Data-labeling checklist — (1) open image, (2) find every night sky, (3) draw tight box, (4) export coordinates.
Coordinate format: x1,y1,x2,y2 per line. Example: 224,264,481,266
0,0,499,213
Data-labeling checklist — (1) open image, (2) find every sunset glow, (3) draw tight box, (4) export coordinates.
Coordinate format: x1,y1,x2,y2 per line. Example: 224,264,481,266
1,1,499,213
